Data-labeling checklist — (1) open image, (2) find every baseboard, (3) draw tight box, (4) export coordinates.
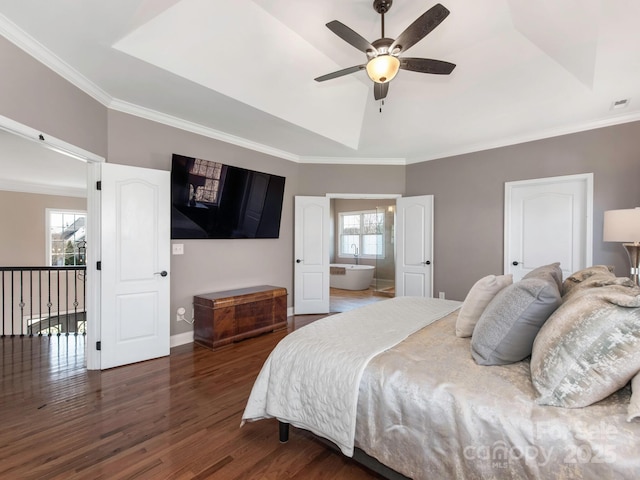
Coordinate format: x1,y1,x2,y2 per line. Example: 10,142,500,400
170,308,293,348
170,330,194,348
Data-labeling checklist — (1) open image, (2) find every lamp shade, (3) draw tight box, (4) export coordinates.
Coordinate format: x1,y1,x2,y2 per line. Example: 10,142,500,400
366,55,400,83
603,208,640,243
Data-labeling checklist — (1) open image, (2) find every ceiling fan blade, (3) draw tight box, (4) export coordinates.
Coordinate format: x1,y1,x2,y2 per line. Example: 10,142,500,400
326,20,376,54
400,57,456,75
390,3,450,54
314,65,366,82
374,82,389,101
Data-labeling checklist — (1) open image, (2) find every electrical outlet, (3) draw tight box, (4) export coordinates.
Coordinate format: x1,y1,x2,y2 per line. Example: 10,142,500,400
439,292,445,299
176,307,186,322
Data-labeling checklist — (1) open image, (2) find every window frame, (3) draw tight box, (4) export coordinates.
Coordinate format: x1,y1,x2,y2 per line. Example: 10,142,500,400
338,209,385,260
46,208,87,267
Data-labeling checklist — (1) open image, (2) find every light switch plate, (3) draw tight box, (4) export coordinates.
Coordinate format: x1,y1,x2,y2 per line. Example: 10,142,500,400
172,243,184,255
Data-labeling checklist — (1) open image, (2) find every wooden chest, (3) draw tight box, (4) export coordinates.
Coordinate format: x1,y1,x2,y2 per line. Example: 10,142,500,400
193,285,287,350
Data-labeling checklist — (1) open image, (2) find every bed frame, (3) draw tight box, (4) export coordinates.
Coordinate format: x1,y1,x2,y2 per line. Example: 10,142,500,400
278,421,410,480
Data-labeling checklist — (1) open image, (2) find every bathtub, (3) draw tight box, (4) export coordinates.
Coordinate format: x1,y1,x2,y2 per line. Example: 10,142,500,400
329,264,375,290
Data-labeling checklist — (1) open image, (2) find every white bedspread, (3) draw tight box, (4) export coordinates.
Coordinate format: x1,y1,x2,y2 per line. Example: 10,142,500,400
355,311,640,479
241,296,462,456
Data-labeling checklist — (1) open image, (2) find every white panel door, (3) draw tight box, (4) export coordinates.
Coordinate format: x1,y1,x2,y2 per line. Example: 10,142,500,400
100,163,171,369
294,196,330,314
505,173,593,282
395,195,434,297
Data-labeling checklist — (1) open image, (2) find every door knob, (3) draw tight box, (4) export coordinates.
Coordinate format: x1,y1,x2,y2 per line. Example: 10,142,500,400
296,259,302,263
512,261,520,266
424,260,431,265
155,270,168,277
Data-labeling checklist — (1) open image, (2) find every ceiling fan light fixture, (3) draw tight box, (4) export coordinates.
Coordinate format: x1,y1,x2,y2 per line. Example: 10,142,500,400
366,55,400,83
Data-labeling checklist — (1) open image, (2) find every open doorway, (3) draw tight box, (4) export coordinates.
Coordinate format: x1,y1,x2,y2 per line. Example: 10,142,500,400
0,117,99,368
328,196,398,313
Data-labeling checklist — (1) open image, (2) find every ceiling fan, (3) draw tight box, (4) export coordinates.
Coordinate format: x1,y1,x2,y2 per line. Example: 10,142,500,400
314,1,456,101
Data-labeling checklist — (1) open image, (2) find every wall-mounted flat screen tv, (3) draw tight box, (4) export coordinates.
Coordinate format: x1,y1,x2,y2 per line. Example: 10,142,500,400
171,153,286,239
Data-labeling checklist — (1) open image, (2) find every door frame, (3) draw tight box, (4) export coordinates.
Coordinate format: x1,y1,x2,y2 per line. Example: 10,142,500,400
503,173,594,277
0,114,105,370
325,193,402,296
295,193,401,313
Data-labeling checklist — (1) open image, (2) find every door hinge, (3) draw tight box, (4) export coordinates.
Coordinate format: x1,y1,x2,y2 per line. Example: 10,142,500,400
96,261,101,270
96,341,101,351
96,181,102,190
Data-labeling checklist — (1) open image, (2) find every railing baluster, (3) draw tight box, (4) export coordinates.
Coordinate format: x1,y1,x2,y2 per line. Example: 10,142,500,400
73,271,79,336
2,271,5,337
19,270,24,337
38,271,42,336
0,267,86,338
29,270,33,337
57,268,61,337
47,269,52,336
65,270,69,336
11,271,15,337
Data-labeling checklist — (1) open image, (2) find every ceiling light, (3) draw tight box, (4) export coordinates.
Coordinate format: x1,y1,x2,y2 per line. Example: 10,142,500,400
366,55,400,84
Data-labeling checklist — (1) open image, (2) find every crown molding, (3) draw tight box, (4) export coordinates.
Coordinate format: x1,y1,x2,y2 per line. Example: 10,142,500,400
109,99,303,163
0,180,86,198
300,156,406,165
406,110,640,164
0,13,112,106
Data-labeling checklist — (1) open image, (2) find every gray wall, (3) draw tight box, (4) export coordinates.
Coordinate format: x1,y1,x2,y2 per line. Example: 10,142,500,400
299,164,405,196
406,123,640,301
0,36,107,157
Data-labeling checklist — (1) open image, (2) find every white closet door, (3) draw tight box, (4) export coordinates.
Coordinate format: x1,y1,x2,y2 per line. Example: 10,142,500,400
505,173,593,282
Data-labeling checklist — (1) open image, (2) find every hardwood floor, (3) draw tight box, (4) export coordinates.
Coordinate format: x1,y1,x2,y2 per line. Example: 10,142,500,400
330,287,388,313
0,292,388,480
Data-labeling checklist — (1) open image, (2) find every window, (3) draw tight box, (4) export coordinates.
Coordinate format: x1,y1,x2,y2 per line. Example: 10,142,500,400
47,209,87,266
339,210,385,258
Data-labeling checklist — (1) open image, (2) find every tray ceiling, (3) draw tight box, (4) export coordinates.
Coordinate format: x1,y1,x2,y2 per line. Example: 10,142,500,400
0,0,639,164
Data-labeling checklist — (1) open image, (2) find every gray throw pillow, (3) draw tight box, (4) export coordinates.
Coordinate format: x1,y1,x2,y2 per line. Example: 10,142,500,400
471,278,561,366
523,262,563,291
531,284,640,408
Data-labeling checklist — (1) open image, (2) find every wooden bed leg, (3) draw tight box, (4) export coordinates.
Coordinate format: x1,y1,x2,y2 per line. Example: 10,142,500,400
279,421,289,443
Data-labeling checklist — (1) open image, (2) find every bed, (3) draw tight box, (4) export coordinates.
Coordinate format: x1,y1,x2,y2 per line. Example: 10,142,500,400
242,264,640,479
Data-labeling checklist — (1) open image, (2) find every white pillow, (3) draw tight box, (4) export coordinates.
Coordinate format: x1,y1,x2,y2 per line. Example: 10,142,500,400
629,373,640,422
455,274,513,338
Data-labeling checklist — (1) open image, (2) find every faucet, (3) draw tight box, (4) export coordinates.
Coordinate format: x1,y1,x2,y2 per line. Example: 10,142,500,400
351,243,359,265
